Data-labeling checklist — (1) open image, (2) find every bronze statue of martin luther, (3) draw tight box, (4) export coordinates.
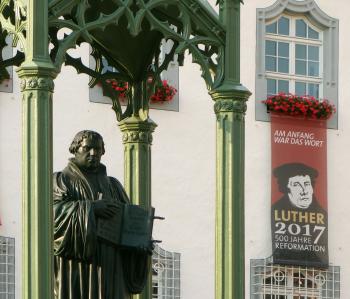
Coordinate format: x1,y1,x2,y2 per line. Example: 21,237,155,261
53,130,151,299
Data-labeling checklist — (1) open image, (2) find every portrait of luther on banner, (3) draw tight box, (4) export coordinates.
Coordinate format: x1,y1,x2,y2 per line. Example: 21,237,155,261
271,162,328,267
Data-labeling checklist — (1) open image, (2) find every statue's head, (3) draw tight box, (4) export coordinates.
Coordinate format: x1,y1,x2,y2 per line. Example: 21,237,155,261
69,130,105,170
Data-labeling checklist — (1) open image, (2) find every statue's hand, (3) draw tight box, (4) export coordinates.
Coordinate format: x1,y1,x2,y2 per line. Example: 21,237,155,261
92,199,120,218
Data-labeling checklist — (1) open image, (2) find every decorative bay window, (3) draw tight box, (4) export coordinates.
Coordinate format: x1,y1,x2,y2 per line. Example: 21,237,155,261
256,0,339,129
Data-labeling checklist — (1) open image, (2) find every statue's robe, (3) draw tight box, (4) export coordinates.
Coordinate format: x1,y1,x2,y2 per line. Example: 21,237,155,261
53,159,149,299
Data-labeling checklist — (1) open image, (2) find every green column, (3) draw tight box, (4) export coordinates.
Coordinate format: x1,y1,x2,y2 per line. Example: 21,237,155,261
210,87,250,299
16,0,56,297
219,0,241,84
212,0,251,297
119,115,157,299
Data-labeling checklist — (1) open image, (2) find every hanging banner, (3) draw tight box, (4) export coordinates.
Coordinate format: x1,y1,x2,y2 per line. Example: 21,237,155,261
271,114,328,267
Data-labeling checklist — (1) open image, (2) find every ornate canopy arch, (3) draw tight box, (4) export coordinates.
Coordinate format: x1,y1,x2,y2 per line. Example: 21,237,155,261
1,0,229,119
47,0,227,119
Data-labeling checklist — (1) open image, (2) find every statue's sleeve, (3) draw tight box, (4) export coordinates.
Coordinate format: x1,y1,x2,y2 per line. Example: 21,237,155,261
122,251,151,294
109,177,151,293
53,172,97,261
109,176,130,204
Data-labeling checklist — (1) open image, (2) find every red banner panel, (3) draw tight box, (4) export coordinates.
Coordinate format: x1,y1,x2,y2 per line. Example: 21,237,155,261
271,113,328,268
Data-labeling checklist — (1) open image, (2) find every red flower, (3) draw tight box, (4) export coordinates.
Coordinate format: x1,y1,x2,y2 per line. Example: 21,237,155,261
103,79,177,103
150,80,177,103
261,93,335,120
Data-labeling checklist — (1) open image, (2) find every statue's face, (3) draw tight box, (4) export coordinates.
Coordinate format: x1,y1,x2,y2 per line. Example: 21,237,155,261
287,175,313,209
75,137,104,170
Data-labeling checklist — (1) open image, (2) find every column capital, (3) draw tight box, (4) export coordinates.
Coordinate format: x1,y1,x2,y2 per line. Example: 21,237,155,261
119,116,157,145
17,64,57,92
210,82,251,114
19,76,55,92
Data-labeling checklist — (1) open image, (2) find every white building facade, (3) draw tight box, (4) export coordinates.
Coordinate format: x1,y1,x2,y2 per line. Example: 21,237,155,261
0,0,348,298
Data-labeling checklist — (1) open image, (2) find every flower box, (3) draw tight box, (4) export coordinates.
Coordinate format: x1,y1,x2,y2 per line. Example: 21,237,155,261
262,93,335,120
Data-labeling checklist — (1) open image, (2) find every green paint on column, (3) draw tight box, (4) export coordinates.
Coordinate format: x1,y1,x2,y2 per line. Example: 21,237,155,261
119,116,157,299
17,66,56,299
211,86,251,299
212,0,251,297
17,0,57,297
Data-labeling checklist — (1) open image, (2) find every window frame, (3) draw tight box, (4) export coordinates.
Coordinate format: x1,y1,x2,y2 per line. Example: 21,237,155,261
152,245,181,299
255,0,339,129
88,40,180,112
0,236,15,299
262,268,323,298
250,258,340,299
265,15,324,98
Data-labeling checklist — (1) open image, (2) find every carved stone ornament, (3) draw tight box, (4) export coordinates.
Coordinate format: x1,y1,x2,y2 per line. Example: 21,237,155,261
122,131,153,144
214,99,247,114
20,77,55,92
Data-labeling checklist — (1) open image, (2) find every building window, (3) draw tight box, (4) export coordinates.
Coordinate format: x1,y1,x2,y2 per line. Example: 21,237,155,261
0,236,15,299
89,39,179,112
152,245,181,299
250,258,340,299
256,0,339,129
265,16,322,99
